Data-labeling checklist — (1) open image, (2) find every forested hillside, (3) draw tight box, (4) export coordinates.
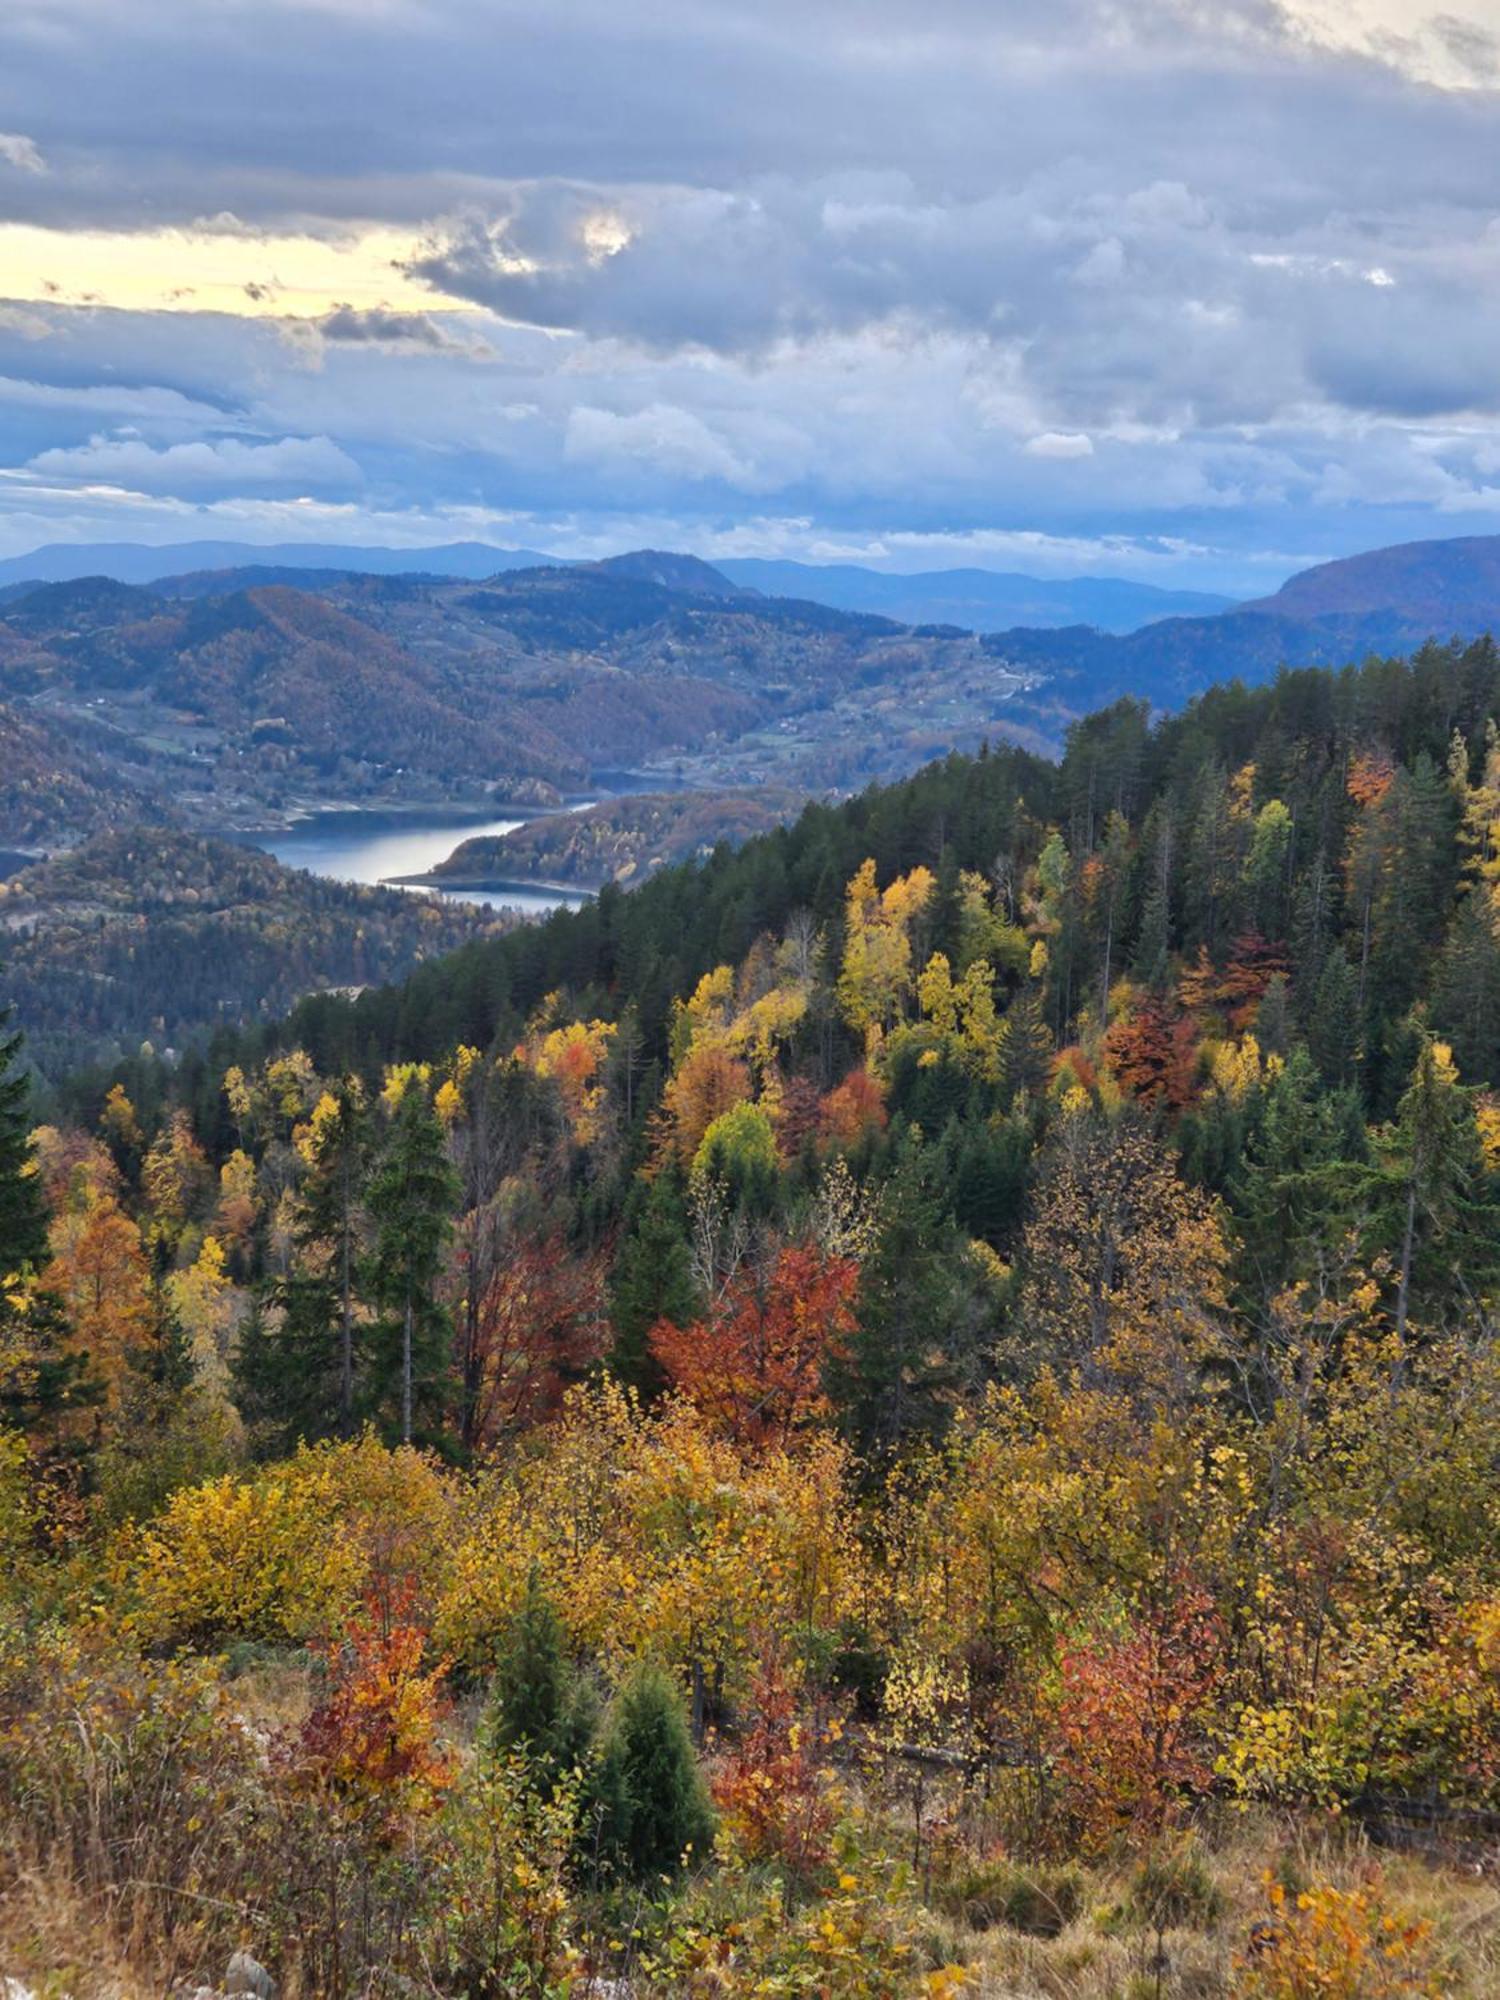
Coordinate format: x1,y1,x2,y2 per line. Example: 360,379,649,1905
3,637,1500,1994
0,560,1035,846
1,830,510,1079
430,787,806,889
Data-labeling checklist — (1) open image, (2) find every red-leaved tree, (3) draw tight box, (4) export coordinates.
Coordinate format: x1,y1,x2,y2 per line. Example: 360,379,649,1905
651,1240,858,1446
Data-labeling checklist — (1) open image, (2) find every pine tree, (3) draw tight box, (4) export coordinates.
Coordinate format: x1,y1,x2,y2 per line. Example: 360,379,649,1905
593,1664,714,1882
366,1084,459,1444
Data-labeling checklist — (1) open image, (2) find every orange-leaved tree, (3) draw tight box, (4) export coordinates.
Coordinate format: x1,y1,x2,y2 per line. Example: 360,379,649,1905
651,1240,858,1446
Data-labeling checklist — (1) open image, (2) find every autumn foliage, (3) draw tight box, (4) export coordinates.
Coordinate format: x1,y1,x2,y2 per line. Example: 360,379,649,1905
651,1241,858,1445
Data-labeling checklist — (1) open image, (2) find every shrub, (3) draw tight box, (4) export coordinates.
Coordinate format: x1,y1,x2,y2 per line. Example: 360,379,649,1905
1233,1876,1446,1999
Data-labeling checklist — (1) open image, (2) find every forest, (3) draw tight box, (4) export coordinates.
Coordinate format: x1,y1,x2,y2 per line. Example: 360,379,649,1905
2,830,511,1081
1,636,1499,1995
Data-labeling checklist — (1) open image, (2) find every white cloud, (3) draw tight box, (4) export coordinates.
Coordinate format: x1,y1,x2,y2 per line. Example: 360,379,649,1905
25,431,362,494
1024,431,1095,459
0,132,44,174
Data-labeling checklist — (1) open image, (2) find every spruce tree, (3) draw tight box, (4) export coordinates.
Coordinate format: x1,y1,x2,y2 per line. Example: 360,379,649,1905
366,1084,459,1444
593,1664,714,1882
1307,946,1361,1088
834,1136,973,1457
1433,892,1500,1087
486,1569,598,1794
608,1170,698,1397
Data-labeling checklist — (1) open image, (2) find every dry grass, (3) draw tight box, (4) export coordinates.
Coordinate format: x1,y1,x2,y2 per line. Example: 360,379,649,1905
0,1857,159,1999
937,1813,1500,1999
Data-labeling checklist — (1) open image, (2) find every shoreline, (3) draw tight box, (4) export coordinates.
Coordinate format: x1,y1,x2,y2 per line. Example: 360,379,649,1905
385,870,596,902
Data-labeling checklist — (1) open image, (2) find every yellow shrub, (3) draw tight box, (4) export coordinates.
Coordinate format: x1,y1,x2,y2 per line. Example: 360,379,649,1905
117,1433,455,1646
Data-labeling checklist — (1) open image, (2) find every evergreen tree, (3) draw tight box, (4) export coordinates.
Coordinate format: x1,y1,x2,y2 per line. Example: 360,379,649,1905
1230,1048,1364,1307
1307,946,1361,1088
834,1136,977,1457
0,993,47,1276
486,1569,598,1794
1376,1035,1498,1336
234,1280,345,1453
1132,807,1174,990
593,1664,714,1882
608,1170,698,1397
996,990,1053,1108
1433,892,1500,1087
366,1084,459,1444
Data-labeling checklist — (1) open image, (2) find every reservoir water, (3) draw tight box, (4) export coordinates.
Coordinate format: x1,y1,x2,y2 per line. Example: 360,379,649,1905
245,808,592,914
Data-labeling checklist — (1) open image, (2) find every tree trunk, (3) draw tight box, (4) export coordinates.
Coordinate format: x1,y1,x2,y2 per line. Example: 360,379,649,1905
1395,1177,1417,1342
402,1290,414,1444
339,1218,354,1432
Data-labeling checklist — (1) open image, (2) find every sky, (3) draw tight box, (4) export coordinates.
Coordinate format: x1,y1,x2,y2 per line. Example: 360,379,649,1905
1,0,1499,593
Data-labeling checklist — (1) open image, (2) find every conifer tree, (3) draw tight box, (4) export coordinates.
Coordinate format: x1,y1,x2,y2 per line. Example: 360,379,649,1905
1307,946,1361,1088
608,1170,698,1397
593,1663,714,1882
0,994,47,1277
1378,1035,1497,1336
486,1569,598,1795
834,1137,974,1457
366,1083,459,1444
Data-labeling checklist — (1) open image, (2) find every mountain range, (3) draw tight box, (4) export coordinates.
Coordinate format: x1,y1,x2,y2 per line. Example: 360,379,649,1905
980,533,1500,707
0,538,1229,633
4,530,1500,858
0,559,1033,848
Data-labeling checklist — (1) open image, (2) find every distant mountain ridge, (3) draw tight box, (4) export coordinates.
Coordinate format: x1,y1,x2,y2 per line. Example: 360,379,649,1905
0,537,1229,632
0,539,558,588
715,558,1233,632
981,533,1500,709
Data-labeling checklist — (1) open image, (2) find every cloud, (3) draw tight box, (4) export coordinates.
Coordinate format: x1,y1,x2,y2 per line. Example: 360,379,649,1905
25,430,363,495
1,1,1499,588
0,132,44,173
1025,432,1095,459
311,303,492,356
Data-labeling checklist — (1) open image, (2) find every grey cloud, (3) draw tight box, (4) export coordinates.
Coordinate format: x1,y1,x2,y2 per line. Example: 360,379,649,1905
1,2,1499,583
312,304,493,356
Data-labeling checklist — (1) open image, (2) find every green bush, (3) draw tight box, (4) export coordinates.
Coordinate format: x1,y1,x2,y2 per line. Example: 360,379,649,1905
485,1568,598,1794
592,1662,715,1882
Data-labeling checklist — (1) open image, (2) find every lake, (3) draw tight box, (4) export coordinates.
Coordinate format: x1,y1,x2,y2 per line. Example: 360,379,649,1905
244,807,592,914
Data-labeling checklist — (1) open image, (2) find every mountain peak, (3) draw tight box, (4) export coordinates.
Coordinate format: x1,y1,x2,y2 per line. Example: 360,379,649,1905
593,550,753,599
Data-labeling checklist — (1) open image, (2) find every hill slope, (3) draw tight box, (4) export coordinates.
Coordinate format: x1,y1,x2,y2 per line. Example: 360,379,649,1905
0,828,510,1077
984,533,1500,709
0,564,1034,844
